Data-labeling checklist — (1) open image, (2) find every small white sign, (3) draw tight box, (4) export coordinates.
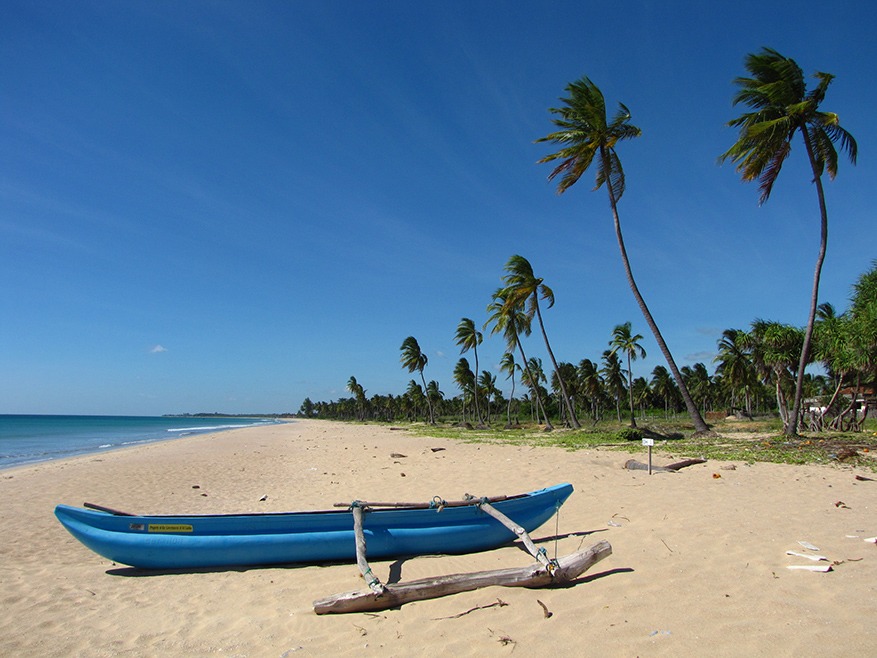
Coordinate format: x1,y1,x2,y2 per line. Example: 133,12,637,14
642,438,655,447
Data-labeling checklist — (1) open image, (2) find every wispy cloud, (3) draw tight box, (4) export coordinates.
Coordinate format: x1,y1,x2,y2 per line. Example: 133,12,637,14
685,351,715,364
150,344,168,354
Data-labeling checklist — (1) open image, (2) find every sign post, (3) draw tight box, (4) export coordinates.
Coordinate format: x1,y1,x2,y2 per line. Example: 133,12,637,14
642,438,655,474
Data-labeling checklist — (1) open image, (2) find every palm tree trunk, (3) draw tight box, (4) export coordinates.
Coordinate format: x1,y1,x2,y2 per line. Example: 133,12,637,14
604,170,712,435
824,372,846,418
774,371,789,426
534,303,581,428
473,347,485,427
506,375,515,426
626,352,636,428
787,133,829,436
419,371,435,424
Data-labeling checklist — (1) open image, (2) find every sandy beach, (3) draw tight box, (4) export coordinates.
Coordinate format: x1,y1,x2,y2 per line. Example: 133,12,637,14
1,419,875,657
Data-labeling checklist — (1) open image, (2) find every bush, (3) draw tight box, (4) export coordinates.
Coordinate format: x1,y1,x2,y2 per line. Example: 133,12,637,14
615,427,642,441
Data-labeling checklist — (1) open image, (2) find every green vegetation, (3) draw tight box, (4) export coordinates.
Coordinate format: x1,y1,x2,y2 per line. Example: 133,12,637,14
401,418,877,471
302,261,875,444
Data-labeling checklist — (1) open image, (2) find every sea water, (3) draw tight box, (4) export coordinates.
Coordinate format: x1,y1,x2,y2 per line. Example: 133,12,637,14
0,415,281,470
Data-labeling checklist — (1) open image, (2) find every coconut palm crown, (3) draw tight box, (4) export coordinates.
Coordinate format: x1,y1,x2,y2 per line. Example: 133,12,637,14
720,47,857,205
536,76,641,200
400,336,434,424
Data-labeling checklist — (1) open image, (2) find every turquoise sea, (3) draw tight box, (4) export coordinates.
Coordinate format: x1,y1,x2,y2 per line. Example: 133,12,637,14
0,415,281,470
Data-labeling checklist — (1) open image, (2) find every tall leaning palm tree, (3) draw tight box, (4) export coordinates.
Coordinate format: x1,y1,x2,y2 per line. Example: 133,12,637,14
721,47,857,436
500,255,580,428
455,318,486,427
609,322,646,427
537,76,711,436
400,336,434,424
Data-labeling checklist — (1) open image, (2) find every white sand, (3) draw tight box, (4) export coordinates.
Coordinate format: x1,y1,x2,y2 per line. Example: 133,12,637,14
1,419,875,656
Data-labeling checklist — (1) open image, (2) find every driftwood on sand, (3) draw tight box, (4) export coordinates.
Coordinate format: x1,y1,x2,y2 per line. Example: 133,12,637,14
624,458,706,473
312,540,612,615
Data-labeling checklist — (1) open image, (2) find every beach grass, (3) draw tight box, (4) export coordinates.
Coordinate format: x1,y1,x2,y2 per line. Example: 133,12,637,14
403,417,877,470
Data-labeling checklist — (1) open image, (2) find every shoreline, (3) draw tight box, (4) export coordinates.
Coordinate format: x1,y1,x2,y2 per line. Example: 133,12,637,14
0,415,290,473
2,419,875,656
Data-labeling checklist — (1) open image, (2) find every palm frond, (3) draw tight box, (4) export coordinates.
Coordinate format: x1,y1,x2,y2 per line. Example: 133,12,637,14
820,118,858,164
537,76,639,199
539,282,555,309
806,126,832,178
757,142,792,204
606,149,626,200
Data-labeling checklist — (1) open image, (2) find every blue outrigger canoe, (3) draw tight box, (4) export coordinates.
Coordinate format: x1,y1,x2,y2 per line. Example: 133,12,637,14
55,483,573,570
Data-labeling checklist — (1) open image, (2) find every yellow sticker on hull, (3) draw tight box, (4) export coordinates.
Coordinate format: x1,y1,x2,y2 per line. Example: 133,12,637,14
148,524,193,533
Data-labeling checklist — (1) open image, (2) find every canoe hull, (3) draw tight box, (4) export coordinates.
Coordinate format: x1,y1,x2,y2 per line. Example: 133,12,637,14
55,483,573,570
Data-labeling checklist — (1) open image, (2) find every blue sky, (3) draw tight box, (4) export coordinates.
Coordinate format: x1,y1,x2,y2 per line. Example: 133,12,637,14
2,1,874,415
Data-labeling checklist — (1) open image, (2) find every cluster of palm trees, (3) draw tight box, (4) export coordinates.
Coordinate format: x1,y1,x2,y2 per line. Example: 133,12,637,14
300,48,863,436
303,259,875,429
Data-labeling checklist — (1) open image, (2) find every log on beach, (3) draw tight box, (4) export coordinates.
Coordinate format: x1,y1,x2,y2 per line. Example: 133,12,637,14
312,540,612,615
624,458,707,473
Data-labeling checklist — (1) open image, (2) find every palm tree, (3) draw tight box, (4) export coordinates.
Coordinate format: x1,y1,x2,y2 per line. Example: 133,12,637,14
551,362,580,426
455,318,486,427
681,363,714,415
632,377,651,420
400,336,434,424
609,322,646,427
500,255,580,428
452,357,476,424
721,47,857,436
601,349,626,423
478,370,498,424
816,264,877,430
537,76,711,435
650,365,678,419
577,358,603,422
714,329,756,417
404,380,425,422
486,288,553,429
346,376,367,421
521,357,550,423
499,352,518,426
426,380,444,418
812,307,854,429
745,320,804,426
